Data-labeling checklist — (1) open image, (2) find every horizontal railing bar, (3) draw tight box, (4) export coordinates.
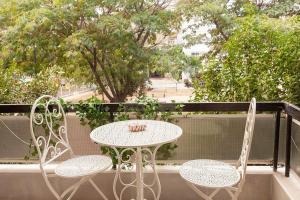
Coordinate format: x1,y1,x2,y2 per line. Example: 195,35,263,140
0,104,32,113
0,102,284,113
283,102,300,122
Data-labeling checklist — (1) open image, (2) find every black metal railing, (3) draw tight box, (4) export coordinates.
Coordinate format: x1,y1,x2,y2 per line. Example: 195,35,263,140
1,101,299,177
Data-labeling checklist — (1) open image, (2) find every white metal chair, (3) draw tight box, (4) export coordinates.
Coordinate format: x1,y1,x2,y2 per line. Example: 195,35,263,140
30,95,112,200
179,98,256,200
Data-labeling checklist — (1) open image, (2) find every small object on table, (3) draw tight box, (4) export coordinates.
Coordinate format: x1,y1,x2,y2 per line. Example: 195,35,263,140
128,123,146,132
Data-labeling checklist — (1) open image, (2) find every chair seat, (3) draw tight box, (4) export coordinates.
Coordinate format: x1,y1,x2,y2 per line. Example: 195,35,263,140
55,155,112,178
179,159,241,188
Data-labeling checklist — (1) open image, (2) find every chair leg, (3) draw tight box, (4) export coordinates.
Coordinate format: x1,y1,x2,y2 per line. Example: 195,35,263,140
209,188,220,198
46,175,108,200
60,177,87,200
61,183,78,199
225,188,238,200
89,178,109,200
43,174,62,200
66,185,80,200
187,182,213,200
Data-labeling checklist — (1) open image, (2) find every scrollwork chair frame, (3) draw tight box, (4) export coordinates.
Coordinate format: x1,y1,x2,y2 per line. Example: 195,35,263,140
179,98,256,200
30,95,111,200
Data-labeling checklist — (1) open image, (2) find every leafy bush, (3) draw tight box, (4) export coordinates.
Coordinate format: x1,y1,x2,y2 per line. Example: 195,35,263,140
0,67,61,104
75,96,183,167
194,15,300,103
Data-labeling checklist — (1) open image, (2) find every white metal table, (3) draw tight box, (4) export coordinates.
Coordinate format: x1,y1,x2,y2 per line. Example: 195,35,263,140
90,120,182,200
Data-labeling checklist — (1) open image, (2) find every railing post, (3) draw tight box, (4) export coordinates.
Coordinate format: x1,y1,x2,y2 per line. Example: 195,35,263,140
273,110,281,172
109,111,114,122
285,114,292,177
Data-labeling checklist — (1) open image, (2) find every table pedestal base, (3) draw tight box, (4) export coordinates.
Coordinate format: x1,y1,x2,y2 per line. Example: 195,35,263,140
112,146,162,200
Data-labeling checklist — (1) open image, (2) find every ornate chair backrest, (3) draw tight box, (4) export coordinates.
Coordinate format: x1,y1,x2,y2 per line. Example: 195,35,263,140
30,95,73,169
237,98,256,188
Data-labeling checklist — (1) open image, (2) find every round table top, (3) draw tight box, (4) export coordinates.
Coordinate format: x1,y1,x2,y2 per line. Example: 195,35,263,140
90,120,182,148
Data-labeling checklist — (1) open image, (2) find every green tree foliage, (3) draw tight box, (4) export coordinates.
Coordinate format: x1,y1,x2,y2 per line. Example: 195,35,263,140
0,0,181,102
180,1,300,103
259,0,300,17
179,0,299,54
179,0,263,55
152,45,201,80
194,14,300,103
0,67,61,103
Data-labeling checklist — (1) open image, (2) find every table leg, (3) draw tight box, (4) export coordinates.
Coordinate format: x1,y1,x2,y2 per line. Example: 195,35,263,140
141,145,162,200
112,145,162,200
112,147,137,200
112,147,121,200
136,147,144,200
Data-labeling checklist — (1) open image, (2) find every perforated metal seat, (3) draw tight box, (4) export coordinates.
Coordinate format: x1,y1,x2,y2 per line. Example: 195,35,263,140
55,155,112,178
179,159,240,188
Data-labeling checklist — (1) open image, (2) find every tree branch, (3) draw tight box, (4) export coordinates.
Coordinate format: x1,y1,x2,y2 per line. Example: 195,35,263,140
213,19,229,41
105,55,121,96
95,49,118,99
140,30,151,46
80,50,113,101
84,45,118,99
135,28,145,42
